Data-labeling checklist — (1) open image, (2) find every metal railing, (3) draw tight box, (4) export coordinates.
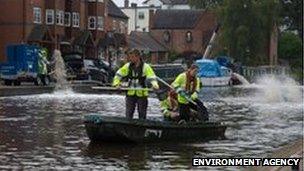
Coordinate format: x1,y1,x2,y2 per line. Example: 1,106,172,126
242,65,290,81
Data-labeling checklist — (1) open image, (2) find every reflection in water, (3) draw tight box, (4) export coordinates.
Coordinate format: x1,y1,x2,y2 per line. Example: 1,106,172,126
0,86,302,170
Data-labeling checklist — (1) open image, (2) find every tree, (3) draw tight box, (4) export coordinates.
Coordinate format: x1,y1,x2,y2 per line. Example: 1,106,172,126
278,32,302,60
218,0,261,65
279,0,303,38
218,0,281,65
188,0,223,9
278,32,303,83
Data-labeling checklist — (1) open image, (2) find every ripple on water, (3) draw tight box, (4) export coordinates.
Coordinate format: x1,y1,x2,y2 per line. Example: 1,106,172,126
0,116,31,122
0,86,302,170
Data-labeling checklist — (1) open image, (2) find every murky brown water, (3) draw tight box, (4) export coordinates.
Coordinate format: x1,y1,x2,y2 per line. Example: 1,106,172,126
0,85,303,170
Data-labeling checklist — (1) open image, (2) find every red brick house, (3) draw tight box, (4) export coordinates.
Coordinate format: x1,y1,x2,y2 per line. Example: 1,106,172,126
149,9,217,57
0,0,128,62
98,0,128,67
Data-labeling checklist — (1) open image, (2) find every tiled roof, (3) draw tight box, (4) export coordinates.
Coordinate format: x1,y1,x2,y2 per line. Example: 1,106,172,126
27,25,52,41
108,0,128,19
128,31,168,52
98,32,127,48
151,10,203,29
73,30,94,46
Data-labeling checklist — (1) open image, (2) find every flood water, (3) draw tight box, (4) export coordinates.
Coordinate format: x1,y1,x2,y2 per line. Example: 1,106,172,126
0,79,303,170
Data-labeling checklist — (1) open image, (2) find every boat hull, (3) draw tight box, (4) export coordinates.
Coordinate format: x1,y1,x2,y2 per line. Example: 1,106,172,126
84,114,227,143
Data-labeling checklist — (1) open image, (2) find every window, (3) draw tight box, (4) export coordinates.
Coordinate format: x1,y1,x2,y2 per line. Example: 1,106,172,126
64,12,71,26
46,9,54,25
113,20,117,32
186,31,193,43
56,10,64,25
72,12,80,27
138,12,145,19
88,16,96,30
33,7,41,24
97,16,104,30
120,21,125,33
163,31,170,43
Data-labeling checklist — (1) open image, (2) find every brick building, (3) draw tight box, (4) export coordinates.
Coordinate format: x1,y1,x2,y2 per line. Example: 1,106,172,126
0,0,128,62
128,31,168,64
149,9,217,56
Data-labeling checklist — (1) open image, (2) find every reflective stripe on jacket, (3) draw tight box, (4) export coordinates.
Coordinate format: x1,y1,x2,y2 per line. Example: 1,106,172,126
171,72,200,104
112,62,158,97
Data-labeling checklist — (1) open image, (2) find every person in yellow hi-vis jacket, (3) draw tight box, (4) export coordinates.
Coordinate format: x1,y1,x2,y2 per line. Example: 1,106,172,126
171,64,209,122
112,49,159,120
38,48,49,85
160,90,179,121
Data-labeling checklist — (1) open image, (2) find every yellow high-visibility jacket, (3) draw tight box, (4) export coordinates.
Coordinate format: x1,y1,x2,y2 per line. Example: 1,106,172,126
112,62,159,97
38,49,48,75
171,72,200,104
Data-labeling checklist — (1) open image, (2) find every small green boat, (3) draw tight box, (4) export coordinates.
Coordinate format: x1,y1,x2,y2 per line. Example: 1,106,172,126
84,114,227,143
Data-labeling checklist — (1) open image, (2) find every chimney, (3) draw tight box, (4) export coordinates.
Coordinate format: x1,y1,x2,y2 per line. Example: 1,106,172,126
131,3,137,8
149,9,155,31
124,0,129,8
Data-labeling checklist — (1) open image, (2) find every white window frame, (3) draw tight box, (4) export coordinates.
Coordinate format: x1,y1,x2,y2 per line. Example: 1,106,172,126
33,7,42,24
64,12,71,27
97,16,104,30
46,9,54,25
72,12,80,27
56,10,64,26
120,21,125,33
88,16,96,30
113,19,117,32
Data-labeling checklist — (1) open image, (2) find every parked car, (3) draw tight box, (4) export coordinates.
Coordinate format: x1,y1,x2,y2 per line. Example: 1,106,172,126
63,53,114,84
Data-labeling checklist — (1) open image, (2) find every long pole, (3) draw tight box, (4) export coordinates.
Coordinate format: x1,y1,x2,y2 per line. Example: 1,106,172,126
202,24,220,59
156,76,174,90
156,76,197,105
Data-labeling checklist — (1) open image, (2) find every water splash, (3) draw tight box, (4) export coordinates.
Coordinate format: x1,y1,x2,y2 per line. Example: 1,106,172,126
232,73,250,85
53,50,72,92
253,75,303,103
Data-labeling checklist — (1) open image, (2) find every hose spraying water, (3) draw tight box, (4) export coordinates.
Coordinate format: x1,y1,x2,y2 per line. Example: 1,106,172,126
254,75,302,103
53,50,72,92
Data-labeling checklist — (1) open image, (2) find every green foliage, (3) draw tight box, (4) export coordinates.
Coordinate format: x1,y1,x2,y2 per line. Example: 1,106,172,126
194,0,301,69
218,0,280,66
189,0,223,9
279,0,303,38
278,32,302,60
278,31,302,82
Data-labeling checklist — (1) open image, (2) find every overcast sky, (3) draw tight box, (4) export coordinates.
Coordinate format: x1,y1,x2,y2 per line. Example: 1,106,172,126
113,0,145,7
